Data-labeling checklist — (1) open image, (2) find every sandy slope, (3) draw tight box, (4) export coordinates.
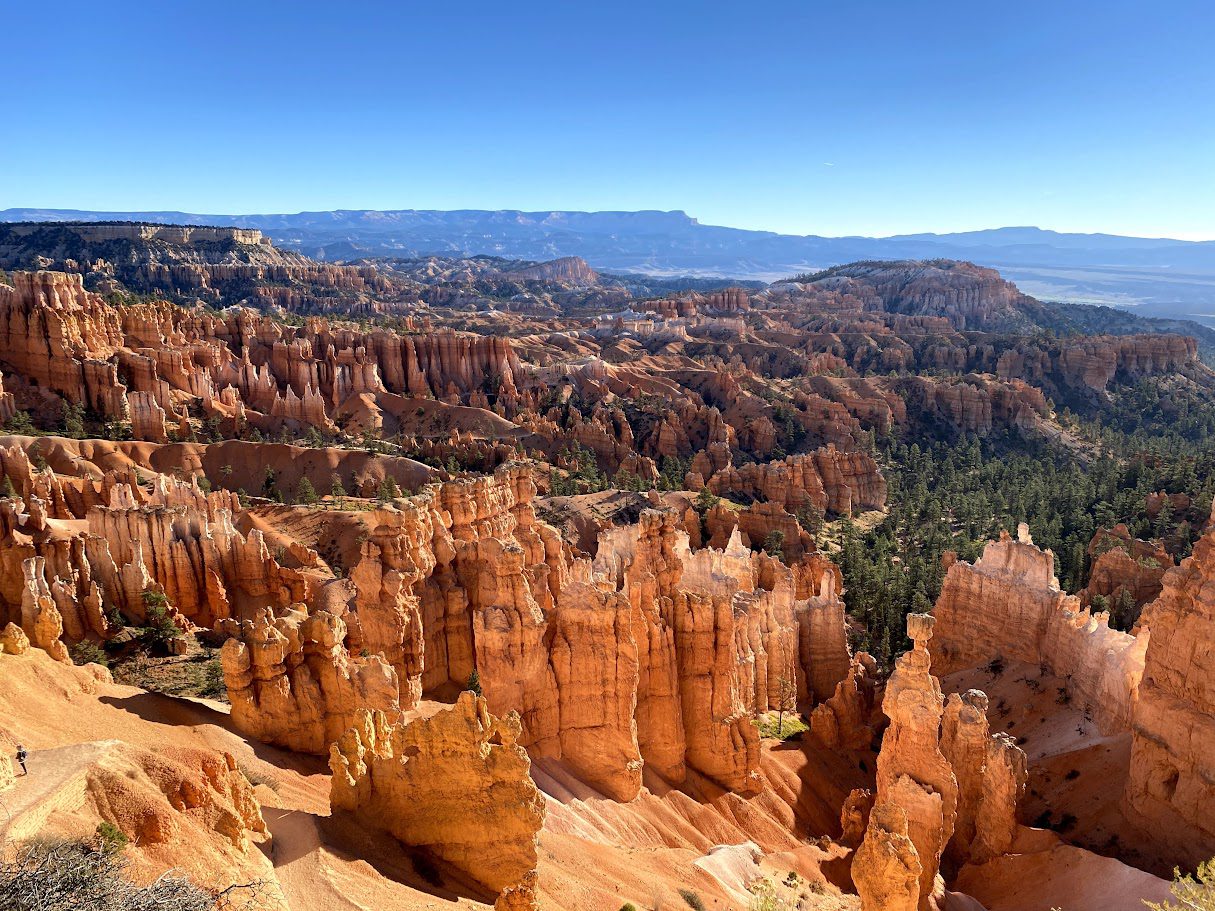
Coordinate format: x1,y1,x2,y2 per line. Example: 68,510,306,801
0,650,861,911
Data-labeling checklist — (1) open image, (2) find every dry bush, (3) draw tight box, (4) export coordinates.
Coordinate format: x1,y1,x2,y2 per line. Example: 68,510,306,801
0,837,267,911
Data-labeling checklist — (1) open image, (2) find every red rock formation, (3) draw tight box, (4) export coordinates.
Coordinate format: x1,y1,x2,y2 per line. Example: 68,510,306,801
931,526,1146,734
804,260,1048,331
940,690,1026,866
853,803,922,911
1124,528,1215,865
706,446,886,516
1083,525,1172,618
87,479,313,628
855,615,1026,910
19,557,70,663
85,744,268,854
0,271,128,413
810,652,878,750
221,608,403,755
330,693,545,901
894,374,1050,436
502,256,598,285
997,334,1198,394
857,614,957,910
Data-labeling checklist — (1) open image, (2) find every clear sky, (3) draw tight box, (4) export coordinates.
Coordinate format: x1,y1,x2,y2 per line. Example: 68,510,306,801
6,0,1214,239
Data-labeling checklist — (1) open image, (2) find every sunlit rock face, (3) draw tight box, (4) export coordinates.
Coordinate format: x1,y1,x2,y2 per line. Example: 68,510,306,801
931,525,1146,734
1124,529,1215,865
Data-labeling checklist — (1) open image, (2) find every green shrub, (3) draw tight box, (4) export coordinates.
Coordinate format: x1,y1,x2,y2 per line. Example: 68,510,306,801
1145,857,1215,911
755,711,809,741
762,530,785,558
197,658,226,699
679,889,706,911
139,591,181,648
95,822,128,853
466,668,483,696
70,641,109,668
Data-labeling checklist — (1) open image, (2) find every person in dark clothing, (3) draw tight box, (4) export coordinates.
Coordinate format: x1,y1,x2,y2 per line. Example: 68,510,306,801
15,744,26,775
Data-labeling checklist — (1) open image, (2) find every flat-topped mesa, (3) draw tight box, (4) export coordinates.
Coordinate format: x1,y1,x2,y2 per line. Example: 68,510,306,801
1124,528,1215,866
804,260,1049,331
43,223,268,246
221,608,403,755
854,615,1026,911
330,693,545,905
931,524,1146,734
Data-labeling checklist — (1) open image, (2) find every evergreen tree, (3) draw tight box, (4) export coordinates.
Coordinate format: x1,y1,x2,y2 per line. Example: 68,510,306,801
296,476,319,505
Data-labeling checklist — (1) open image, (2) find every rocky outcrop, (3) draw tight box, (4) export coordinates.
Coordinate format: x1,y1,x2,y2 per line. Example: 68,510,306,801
0,270,128,413
895,374,1050,436
997,334,1199,394
810,652,878,750
854,615,1026,911
19,557,70,662
931,526,1146,734
349,465,849,800
86,745,268,854
88,479,313,628
502,256,598,285
804,260,1050,331
853,803,922,911
1124,529,1215,865
857,614,957,910
221,609,402,754
706,446,886,516
1084,525,1172,620
330,693,544,900
940,690,1026,866
0,621,29,655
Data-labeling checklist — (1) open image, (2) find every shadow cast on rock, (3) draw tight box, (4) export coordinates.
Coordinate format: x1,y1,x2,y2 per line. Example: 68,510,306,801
318,809,497,905
97,691,327,777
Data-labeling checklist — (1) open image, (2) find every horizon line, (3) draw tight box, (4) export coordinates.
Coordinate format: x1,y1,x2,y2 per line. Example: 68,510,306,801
1,206,1212,245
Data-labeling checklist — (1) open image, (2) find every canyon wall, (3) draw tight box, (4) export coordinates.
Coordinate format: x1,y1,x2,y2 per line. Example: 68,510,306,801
1124,530,1215,865
931,526,1146,734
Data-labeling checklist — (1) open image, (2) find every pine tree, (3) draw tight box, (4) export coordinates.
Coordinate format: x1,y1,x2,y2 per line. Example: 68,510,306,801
466,668,483,696
378,477,401,501
296,476,319,505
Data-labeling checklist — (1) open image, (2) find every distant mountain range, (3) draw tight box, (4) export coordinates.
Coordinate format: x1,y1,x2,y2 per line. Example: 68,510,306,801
5,208,1215,322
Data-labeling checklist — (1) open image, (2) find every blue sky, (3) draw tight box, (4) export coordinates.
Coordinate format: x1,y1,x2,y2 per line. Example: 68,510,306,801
6,0,1214,239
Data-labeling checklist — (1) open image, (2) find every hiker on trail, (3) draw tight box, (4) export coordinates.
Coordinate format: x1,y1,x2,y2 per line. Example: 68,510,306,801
15,744,27,776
